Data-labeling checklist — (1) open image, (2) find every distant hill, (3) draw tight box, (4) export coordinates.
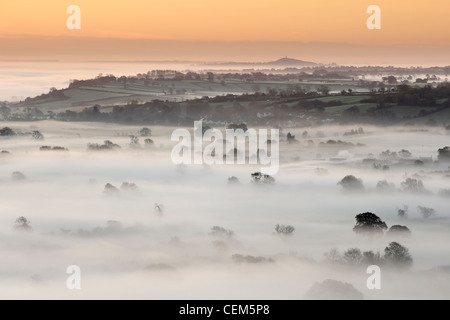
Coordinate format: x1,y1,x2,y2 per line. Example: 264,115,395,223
202,57,317,67
265,57,317,67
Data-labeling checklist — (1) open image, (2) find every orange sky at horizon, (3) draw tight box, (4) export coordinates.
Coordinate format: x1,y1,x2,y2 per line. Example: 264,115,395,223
1,0,449,44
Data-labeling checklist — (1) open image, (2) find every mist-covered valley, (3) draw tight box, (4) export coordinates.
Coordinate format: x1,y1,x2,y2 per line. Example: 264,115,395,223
1,121,450,299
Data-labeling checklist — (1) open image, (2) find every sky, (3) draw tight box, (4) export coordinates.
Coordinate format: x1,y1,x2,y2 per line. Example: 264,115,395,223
0,0,449,64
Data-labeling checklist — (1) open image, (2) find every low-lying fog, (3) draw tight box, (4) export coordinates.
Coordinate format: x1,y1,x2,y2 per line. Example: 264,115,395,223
1,121,449,299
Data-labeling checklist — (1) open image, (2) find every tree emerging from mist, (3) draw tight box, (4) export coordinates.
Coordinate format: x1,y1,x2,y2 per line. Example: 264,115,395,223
387,225,411,237
14,216,31,231
251,172,275,184
31,130,44,140
338,175,364,191
139,127,152,137
417,206,436,219
232,254,273,264
227,176,240,184
376,180,395,192
210,226,234,238
88,140,121,151
353,212,387,235
274,224,295,236
401,178,426,193
104,183,120,195
384,242,413,268
0,127,15,136
437,146,450,162
342,248,363,266
398,205,408,218
11,171,26,181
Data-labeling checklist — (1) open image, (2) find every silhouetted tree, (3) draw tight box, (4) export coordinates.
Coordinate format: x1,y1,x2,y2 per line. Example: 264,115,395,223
376,180,395,192
398,205,408,218
139,127,152,137
104,183,119,195
353,212,387,235
401,178,426,193
317,85,330,95
88,140,120,150
324,248,342,264
144,138,154,146
362,251,383,265
387,225,411,237
31,130,44,140
438,146,450,162
0,127,15,136
275,224,295,236
227,176,240,184
398,149,412,158
286,132,296,142
14,216,31,231
338,175,364,191
251,172,275,184
211,226,234,237
383,242,412,268
120,182,138,191
343,248,363,266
